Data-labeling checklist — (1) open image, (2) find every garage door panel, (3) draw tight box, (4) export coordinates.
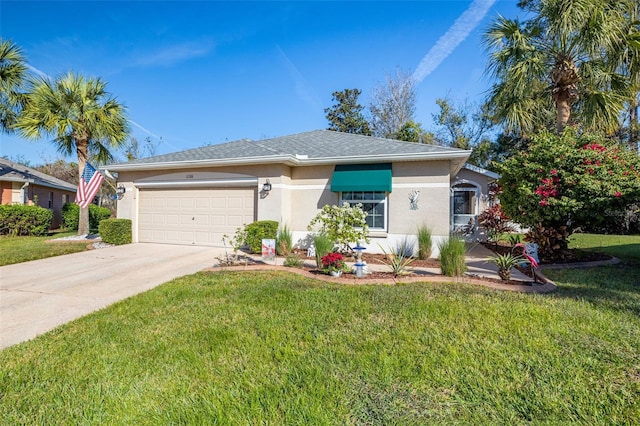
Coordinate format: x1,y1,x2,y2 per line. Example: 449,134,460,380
166,197,180,208
180,198,194,209
139,188,256,246
228,215,248,227
195,197,210,209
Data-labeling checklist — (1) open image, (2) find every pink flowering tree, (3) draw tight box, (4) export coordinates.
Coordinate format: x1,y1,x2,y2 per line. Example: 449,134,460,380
496,129,640,259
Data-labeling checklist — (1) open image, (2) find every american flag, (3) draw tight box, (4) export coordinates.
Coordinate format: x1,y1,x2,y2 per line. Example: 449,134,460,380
76,162,104,209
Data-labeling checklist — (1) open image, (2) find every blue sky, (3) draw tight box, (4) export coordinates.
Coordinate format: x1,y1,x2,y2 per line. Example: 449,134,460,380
1,0,522,166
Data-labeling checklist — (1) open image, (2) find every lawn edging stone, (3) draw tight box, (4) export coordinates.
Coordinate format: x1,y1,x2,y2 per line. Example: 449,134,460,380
205,263,559,294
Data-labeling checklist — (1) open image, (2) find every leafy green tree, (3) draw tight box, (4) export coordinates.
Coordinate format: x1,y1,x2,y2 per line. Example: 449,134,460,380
392,120,429,143
308,203,369,253
369,68,416,138
35,159,77,185
16,72,129,235
605,0,640,149
324,88,371,135
496,128,640,259
430,97,495,167
0,39,27,133
483,0,632,135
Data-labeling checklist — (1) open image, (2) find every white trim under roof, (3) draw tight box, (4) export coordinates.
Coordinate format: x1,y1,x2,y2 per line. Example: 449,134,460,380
104,150,472,173
462,163,500,180
133,171,258,189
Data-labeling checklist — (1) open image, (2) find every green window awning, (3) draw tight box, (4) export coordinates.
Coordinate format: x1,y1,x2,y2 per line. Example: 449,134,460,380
330,163,392,193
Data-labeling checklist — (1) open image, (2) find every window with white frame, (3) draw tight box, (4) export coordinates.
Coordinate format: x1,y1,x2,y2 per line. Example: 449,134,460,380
48,192,54,209
340,191,387,230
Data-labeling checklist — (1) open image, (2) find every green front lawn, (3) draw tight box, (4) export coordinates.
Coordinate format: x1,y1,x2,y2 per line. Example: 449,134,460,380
0,231,89,266
1,272,639,422
569,233,640,264
0,233,638,423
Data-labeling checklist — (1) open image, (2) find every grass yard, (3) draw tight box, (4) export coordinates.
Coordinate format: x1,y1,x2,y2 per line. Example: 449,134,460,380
568,233,640,265
1,267,639,423
542,233,640,319
0,231,89,266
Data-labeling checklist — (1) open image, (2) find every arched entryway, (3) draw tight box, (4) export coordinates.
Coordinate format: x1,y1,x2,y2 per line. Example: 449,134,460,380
451,181,481,238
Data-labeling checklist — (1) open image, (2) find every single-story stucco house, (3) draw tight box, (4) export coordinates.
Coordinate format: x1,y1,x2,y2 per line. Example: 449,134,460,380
105,130,497,254
0,158,77,229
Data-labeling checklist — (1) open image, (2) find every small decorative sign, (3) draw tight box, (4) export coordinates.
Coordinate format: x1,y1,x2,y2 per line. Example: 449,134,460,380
262,239,276,260
525,243,539,264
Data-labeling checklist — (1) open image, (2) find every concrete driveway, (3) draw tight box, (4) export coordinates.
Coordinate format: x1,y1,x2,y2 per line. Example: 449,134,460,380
0,243,224,350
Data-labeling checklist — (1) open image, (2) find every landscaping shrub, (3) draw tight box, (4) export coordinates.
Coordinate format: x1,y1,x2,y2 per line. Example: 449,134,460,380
477,204,515,245
98,219,132,245
497,129,640,257
283,253,304,268
0,204,53,236
276,223,293,256
379,243,415,277
244,220,279,253
307,203,369,253
416,224,432,259
438,237,467,277
312,232,334,269
62,203,111,232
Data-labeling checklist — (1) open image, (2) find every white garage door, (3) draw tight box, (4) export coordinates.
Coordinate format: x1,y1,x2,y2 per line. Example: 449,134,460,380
138,187,256,246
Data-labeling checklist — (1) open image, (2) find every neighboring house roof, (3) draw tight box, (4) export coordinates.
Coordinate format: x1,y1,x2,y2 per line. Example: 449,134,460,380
0,158,77,192
105,130,471,174
462,163,500,180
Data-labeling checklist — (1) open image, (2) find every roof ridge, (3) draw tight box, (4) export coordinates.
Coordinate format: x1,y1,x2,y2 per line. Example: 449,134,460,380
249,139,288,155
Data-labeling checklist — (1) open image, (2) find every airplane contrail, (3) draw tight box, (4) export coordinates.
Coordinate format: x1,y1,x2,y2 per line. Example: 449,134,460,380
128,119,161,139
26,63,51,79
412,0,497,83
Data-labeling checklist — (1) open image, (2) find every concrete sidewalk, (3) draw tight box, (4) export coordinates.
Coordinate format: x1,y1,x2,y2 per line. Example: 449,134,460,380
0,243,223,350
464,243,532,282
0,242,539,351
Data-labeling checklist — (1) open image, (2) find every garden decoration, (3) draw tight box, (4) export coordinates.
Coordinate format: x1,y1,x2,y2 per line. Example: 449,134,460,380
353,242,367,278
321,252,347,277
514,243,539,282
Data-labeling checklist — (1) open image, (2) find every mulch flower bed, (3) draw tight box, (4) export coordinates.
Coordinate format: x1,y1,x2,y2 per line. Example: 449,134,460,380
481,241,612,264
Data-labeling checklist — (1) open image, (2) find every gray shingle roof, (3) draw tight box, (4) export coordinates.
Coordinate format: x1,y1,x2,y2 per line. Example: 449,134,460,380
0,158,77,191
108,130,470,168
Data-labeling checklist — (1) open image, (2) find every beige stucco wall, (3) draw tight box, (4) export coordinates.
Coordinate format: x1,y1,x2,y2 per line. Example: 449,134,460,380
114,159,456,253
453,168,495,213
387,161,450,236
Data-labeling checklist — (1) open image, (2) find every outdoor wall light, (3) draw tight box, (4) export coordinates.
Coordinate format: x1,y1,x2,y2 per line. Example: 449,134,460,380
262,179,272,193
116,185,126,196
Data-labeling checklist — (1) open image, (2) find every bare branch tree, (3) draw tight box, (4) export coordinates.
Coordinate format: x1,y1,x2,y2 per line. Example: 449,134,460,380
369,69,416,138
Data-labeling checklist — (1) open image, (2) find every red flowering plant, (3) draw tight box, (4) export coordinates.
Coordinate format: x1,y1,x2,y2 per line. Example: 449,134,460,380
320,252,348,274
496,129,640,259
477,204,516,246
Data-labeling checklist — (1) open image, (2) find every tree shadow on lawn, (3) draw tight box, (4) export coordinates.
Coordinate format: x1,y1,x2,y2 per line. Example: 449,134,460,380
544,261,640,317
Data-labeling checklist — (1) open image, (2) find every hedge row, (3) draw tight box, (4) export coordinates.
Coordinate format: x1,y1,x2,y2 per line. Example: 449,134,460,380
62,203,111,233
0,204,53,236
244,220,279,253
98,219,132,245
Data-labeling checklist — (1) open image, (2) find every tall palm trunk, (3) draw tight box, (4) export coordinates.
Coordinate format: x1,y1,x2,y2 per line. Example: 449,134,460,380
551,59,580,133
630,98,639,151
76,139,90,236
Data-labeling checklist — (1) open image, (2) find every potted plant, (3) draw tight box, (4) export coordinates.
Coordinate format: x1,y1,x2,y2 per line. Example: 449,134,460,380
488,252,525,281
321,252,348,277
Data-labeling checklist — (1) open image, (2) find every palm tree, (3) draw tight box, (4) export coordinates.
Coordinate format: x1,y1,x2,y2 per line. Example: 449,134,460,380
483,0,632,135
606,0,640,148
16,72,128,235
0,39,27,133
